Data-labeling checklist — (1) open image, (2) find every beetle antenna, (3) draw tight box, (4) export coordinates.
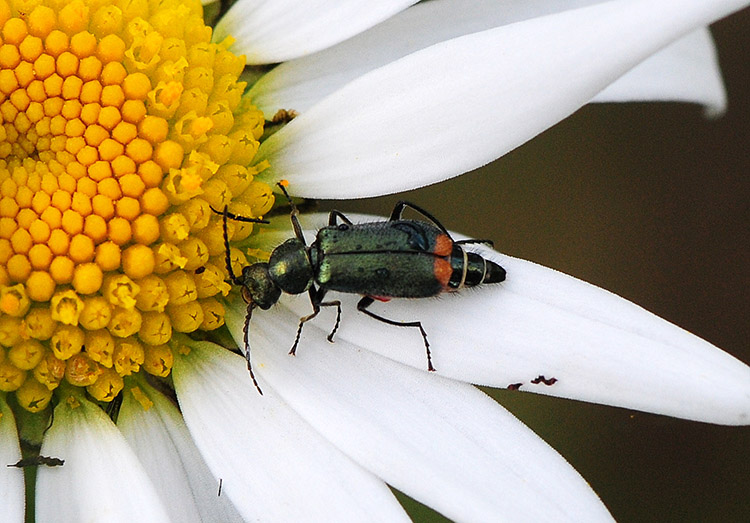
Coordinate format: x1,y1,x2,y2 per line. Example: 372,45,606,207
210,206,270,224
218,206,243,285
243,303,263,395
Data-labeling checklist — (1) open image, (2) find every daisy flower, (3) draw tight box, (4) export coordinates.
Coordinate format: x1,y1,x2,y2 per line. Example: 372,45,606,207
0,0,748,521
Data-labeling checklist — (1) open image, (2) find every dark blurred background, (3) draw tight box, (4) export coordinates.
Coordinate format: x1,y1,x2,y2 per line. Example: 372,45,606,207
321,9,749,522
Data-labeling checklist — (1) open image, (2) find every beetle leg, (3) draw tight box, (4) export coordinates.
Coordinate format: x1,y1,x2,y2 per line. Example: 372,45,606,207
290,287,322,355
242,302,263,394
390,201,452,238
328,210,353,226
276,182,307,245
290,287,342,355
456,238,495,248
321,300,342,342
357,296,435,371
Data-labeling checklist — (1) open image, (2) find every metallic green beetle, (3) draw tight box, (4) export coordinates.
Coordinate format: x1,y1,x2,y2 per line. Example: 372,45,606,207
218,184,506,393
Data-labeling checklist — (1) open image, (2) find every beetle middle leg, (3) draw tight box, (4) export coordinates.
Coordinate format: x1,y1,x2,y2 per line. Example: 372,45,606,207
357,296,435,372
290,286,342,355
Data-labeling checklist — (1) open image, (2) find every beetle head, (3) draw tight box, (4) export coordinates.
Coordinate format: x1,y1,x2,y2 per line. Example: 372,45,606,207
240,263,282,309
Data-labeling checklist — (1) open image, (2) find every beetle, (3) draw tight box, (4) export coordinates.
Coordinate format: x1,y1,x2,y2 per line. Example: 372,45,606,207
216,182,506,393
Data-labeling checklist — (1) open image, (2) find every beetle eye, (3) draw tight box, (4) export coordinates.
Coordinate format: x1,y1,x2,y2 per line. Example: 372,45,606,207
337,223,350,231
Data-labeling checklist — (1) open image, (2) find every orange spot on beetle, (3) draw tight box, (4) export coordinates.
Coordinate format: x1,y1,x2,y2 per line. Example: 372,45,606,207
433,233,453,256
433,257,452,289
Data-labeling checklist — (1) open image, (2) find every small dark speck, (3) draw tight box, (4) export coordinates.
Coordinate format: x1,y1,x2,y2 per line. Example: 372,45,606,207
8,456,65,468
195,266,206,274
507,383,523,391
531,375,557,386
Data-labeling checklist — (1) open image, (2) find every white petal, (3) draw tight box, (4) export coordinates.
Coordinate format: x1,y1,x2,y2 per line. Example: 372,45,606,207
249,0,581,113
251,0,723,115
256,0,748,198
225,302,613,521
592,28,726,115
0,396,24,522
118,384,244,523
36,396,170,522
171,341,409,522
290,212,750,425
215,0,418,64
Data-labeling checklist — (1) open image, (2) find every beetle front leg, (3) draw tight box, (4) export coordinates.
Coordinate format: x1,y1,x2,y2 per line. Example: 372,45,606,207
357,296,435,371
290,287,342,355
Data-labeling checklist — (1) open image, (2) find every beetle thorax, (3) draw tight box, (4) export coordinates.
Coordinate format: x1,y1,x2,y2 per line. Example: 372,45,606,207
268,238,314,295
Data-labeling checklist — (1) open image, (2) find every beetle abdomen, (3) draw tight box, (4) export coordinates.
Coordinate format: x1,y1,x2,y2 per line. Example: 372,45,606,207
446,245,506,290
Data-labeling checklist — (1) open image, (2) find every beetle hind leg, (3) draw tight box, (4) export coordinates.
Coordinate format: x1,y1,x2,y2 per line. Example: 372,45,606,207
390,201,451,239
328,210,353,226
357,296,435,372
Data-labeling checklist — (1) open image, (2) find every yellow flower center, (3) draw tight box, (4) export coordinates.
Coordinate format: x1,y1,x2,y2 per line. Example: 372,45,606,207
0,0,274,412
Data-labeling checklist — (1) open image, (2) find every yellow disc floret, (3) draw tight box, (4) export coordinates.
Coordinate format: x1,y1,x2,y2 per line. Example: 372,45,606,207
0,0,273,412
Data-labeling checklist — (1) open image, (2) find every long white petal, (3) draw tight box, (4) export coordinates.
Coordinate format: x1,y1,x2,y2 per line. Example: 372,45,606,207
251,0,724,115
249,0,585,113
591,28,726,115
118,384,244,523
283,213,750,425
0,395,24,522
36,396,170,522
171,341,409,522
224,303,613,521
256,0,748,198
215,0,418,64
